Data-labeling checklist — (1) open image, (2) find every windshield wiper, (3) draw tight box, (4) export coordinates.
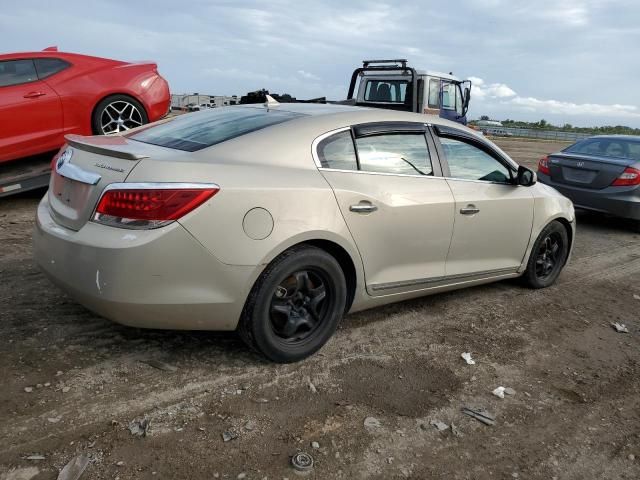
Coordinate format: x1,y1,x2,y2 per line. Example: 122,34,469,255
400,157,428,176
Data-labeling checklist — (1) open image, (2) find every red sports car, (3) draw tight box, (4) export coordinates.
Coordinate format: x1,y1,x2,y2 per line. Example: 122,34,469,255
0,47,170,163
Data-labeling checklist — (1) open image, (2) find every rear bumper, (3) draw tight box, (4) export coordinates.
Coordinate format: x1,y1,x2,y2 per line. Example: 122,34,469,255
34,196,255,330
538,173,640,220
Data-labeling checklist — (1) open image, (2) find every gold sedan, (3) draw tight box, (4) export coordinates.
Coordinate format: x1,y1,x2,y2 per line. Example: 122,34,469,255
34,103,575,362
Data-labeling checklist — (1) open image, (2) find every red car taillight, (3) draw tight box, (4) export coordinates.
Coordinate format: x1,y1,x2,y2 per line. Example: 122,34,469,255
538,156,550,175
94,184,219,229
611,167,640,187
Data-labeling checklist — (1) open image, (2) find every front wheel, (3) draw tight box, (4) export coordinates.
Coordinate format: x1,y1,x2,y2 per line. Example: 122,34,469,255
522,220,569,288
92,95,148,135
238,246,347,363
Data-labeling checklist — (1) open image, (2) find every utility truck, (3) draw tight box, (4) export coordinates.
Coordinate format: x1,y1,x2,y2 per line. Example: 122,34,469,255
345,59,472,125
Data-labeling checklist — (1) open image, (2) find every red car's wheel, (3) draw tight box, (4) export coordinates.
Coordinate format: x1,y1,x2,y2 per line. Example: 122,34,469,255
92,94,148,135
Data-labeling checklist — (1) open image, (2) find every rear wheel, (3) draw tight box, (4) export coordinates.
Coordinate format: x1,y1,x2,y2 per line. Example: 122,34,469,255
92,95,148,135
238,246,347,363
522,220,569,288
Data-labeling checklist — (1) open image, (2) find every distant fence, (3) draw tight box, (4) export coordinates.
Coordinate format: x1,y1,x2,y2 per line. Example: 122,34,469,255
484,127,592,142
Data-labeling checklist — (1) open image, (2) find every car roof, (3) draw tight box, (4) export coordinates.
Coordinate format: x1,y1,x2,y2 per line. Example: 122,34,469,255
196,103,504,163
0,50,124,64
234,102,470,130
586,135,640,142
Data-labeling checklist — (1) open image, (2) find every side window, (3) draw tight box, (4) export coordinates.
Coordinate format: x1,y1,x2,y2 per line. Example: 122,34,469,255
455,85,463,115
317,131,358,170
441,83,455,110
0,59,38,87
428,79,440,108
34,58,70,79
355,134,433,176
440,137,511,183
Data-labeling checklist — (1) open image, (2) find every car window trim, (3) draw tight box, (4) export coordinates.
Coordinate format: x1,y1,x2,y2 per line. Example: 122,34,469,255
0,58,39,88
312,124,443,178
430,124,517,184
352,121,426,138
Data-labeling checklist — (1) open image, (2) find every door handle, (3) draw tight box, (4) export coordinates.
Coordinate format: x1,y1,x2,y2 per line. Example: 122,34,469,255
350,202,378,213
24,92,46,98
460,204,480,215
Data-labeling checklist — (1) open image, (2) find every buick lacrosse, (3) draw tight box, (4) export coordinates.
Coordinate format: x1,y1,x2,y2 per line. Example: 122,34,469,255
34,103,575,362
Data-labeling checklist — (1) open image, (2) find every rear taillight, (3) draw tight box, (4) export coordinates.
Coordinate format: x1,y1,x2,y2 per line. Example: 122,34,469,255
93,183,219,229
611,167,640,187
538,156,550,175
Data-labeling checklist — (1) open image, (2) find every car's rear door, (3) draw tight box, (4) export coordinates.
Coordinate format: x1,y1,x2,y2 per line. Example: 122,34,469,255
0,58,63,162
316,122,455,295
431,125,534,277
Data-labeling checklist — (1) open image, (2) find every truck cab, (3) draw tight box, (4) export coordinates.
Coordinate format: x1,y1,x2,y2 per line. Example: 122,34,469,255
347,59,471,125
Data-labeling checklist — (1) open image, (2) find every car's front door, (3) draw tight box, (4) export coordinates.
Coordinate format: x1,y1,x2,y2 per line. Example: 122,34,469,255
315,123,455,295
432,126,534,277
0,58,63,162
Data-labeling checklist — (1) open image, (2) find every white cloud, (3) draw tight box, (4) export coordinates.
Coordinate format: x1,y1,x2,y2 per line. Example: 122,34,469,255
470,77,516,99
471,76,640,120
297,70,320,80
510,97,640,118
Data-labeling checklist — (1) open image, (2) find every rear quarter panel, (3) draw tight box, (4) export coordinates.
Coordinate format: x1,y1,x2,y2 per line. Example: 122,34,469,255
45,57,166,135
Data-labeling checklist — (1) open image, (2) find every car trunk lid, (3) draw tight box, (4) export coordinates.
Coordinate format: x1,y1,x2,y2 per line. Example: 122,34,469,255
48,134,171,231
547,152,634,189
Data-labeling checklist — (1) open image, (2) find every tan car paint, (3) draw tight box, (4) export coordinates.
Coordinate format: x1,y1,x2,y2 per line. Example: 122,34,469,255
444,180,534,276
320,169,455,295
35,197,254,330
34,105,575,331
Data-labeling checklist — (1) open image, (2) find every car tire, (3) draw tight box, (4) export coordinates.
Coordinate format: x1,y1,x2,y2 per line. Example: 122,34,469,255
238,245,347,363
522,220,569,289
92,95,148,135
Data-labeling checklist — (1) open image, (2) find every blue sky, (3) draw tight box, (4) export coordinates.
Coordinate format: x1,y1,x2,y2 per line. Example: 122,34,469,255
2,0,639,127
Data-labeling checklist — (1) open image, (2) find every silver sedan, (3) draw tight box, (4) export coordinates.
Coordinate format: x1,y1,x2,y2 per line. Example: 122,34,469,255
34,103,575,362
537,135,640,228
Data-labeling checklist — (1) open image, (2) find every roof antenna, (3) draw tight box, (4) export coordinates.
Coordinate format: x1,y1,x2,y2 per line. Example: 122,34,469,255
264,95,280,108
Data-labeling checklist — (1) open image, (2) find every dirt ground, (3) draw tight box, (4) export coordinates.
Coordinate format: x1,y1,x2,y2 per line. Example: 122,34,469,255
1,138,639,480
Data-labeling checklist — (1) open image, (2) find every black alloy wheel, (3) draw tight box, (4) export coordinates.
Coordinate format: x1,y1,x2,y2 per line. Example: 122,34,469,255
523,220,569,289
535,232,563,281
238,245,347,363
270,269,329,342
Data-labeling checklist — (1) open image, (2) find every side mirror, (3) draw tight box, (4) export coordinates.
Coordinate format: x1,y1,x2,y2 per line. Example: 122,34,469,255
463,87,471,109
517,166,537,186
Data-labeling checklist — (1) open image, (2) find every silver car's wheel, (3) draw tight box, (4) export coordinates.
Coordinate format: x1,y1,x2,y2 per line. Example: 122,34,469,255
92,95,149,135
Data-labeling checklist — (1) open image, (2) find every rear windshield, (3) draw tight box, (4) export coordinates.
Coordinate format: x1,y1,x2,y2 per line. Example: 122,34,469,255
565,138,640,160
364,80,409,103
130,107,305,152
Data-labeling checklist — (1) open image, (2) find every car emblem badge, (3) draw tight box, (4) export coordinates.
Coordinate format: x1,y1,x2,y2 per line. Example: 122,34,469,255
56,147,73,171
576,161,584,168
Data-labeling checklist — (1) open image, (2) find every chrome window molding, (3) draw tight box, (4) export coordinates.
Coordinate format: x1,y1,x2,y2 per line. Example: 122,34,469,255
311,126,351,169
318,167,446,180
